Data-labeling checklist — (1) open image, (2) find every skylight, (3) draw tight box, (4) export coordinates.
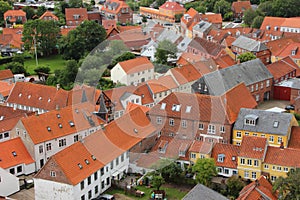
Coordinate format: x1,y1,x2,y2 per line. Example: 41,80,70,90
39,97,42,100
28,95,31,99
172,104,181,112
160,103,166,110
47,126,51,131
186,106,192,113
69,121,75,127
19,93,22,97
78,163,83,169
56,114,61,119
273,121,279,128
0,116,4,121
85,159,90,165
58,123,63,128
12,151,17,157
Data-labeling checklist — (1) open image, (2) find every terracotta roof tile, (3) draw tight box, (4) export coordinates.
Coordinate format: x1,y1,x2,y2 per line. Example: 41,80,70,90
213,54,235,69
0,105,32,119
189,140,214,155
169,64,202,85
275,42,300,59
117,25,141,33
21,102,102,144
0,81,14,97
288,126,300,149
7,82,69,111
211,143,239,169
0,69,13,80
189,37,223,57
264,146,300,167
60,27,76,36
265,38,295,55
232,1,251,14
102,19,117,30
65,8,88,25
260,17,286,31
201,13,222,25
0,137,34,169
159,2,185,12
102,0,130,15
267,56,298,80
239,136,267,159
67,85,99,106
125,102,150,114
118,57,154,74
39,11,58,21
4,10,26,17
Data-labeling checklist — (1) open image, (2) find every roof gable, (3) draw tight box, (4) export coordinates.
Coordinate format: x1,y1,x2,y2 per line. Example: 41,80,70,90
239,136,267,159
118,57,154,74
0,69,13,80
232,35,268,52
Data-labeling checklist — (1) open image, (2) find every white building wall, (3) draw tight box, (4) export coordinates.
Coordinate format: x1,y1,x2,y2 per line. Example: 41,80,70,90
217,167,238,178
111,64,127,85
127,69,154,86
34,178,74,200
0,167,19,197
24,162,36,175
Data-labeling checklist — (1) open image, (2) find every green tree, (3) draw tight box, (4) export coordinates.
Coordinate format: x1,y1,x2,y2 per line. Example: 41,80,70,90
161,162,183,183
271,0,300,17
12,55,25,65
155,40,178,65
192,158,217,186
273,168,300,200
34,66,51,74
175,13,183,23
252,15,264,28
22,6,35,20
36,6,47,17
152,174,165,191
5,62,27,75
243,9,258,27
69,0,83,8
213,0,231,17
225,176,245,199
237,52,256,63
258,1,273,16
111,52,135,68
224,11,233,21
98,77,115,90
23,20,60,56
0,1,12,26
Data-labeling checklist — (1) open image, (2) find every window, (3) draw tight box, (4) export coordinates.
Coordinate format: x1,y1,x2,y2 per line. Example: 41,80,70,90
252,172,256,179
266,80,270,87
271,176,276,182
110,161,113,169
272,166,276,170
121,153,124,162
74,135,79,142
236,132,242,138
191,153,196,159
199,123,204,130
277,166,282,171
253,133,257,136
269,136,274,142
4,132,9,138
218,154,225,162
241,158,245,165
101,168,104,175
95,185,99,195
39,145,43,154
255,95,259,102
88,190,92,199
254,160,259,167
247,159,252,166
186,106,192,113
88,176,91,185
160,103,166,110
50,171,56,177
224,169,229,174
278,137,282,144
256,84,258,91
261,82,264,89
169,118,174,126
17,166,22,173
94,171,98,181
264,164,269,169
244,171,249,178
200,155,205,159
182,120,187,128
261,134,265,138
156,117,162,124
245,132,249,136
284,167,288,172
220,126,225,133
81,195,85,200
208,124,215,134
102,180,105,189
251,85,254,92
106,177,110,185
58,139,66,147
46,143,52,151
116,157,119,166
80,181,84,190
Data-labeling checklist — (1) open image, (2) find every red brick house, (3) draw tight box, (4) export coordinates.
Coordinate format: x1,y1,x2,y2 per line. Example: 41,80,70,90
65,8,88,27
4,10,26,28
232,1,251,20
39,11,59,21
87,11,102,25
187,37,224,59
101,0,133,24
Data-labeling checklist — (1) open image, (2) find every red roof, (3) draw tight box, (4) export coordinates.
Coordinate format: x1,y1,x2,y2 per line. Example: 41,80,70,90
201,13,222,25
169,64,202,85
275,42,300,59
267,56,298,80
125,102,150,114
264,146,300,167
288,126,300,149
213,54,235,69
232,1,251,14
101,0,131,14
118,57,154,74
0,81,14,97
0,137,34,169
212,143,239,169
60,27,76,36
102,19,117,30
4,10,26,18
65,8,88,26
0,69,13,80
159,2,185,12
239,136,267,159
39,11,59,21
265,38,295,55
189,140,214,155
147,75,178,94
260,17,286,31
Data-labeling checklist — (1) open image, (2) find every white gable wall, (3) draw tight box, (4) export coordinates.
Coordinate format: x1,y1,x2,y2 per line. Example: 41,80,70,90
0,167,19,197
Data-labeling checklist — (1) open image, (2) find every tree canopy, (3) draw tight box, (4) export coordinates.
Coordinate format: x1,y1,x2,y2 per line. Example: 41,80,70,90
192,158,217,186
237,52,256,63
0,1,12,26
152,174,165,191
154,39,178,65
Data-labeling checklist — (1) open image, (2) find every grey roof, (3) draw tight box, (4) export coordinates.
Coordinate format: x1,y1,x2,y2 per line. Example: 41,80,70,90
120,92,134,101
193,21,212,33
275,78,300,89
233,108,294,136
156,29,181,43
183,184,228,200
232,35,268,52
200,58,273,95
177,37,192,52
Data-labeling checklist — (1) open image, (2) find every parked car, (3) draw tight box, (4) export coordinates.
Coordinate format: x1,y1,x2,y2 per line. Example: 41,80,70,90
92,194,115,200
285,105,295,111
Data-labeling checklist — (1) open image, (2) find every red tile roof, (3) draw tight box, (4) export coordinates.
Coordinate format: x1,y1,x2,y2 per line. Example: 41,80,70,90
7,82,69,111
125,102,150,114
4,10,26,18
0,137,34,169
265,38,295,55
188,37,224,57
0,69,13,80
189,140,214,155
67,85,100,106
201,13,222,25
101,0,131,15
102,19,117,30
275,42,300,59
118,57,154,74
60,27,76,36
239,136,267,159
21,102,102,144
65,8,88,25
211,143,239,169
1,27,24,48
213,54,235,69
232,1,251,14
169,64,202,85
264,146,300,167
237,176,277,200
0,105,32,119
261,17,300,30
267,56,298,80
39,11,59,21
0,81,14,97
159,2,185,12
147,75,178,94
288,126,300,149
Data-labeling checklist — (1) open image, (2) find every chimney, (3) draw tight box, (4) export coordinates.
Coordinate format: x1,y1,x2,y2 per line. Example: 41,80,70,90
35,111,39,116
56,104,60,110
56,84,60,91
280,142,284,149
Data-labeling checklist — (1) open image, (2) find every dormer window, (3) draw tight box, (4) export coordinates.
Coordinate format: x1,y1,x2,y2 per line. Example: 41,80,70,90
160,103,166,110
58,123,63,128
273,121,279,128
12,151,17,157
172,104,181,112
78,163,83,169
85,159,90,165
47,126,51,131
73,14,80,20
244,114,258,126
217,154,225,162
186,106,192,113
69,121,75,127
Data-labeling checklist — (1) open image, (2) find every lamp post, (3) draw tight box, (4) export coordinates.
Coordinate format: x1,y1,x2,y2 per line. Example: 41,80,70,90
33,29,38,67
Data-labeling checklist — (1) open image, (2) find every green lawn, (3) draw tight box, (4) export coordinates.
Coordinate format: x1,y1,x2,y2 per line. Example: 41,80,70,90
24,54,66,75
106,184,188,200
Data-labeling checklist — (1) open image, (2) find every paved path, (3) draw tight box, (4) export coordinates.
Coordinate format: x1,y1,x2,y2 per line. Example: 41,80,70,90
257,100,289,110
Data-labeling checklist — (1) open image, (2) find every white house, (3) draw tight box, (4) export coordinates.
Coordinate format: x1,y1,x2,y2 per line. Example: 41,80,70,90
34,107,157,200
11,102,104,171
141,40,158,61
111,57,155,86
0,167,20,197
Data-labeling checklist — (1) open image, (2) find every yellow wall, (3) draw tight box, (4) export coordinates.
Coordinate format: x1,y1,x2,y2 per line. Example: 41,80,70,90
237,157,263,180
190,152,210,164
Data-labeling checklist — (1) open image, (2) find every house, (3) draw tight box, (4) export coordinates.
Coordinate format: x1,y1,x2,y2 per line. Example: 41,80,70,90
288,126,300,149
39,11,59,21
6,82,69,114
183,184,228,200
87,11,102,25
211,143,239,177
101,0,133,24
34,107,156,199
0,137,35,176
192,21,212,39
232,1,251,20
187,37,224,59
11,102,104,170
0,69,14,83
189,140,214,164
201,13,222,29
4,10,26,27
273,42,300,67
140,1,185,23
231,35,271,65
0,81,14,102
0,167,19,197
148,84,257,144
192,58,273,103
212,54,235,69
111,57,154,86
261,16,300,34
237,136,268,181
273,78,300,103
237,176,277,200
233,108,298,147
267,56,298,85
65,8,88,27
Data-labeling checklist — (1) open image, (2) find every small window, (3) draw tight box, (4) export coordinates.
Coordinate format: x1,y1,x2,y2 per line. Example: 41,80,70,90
78,163,83,169
50,171,56,177
160,103,166,110
85,159,90,165
199,123,204,130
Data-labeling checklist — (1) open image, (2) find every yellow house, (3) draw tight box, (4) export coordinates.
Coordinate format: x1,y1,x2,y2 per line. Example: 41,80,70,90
233,108,298,147
189,140,213,164
237,136,267,181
